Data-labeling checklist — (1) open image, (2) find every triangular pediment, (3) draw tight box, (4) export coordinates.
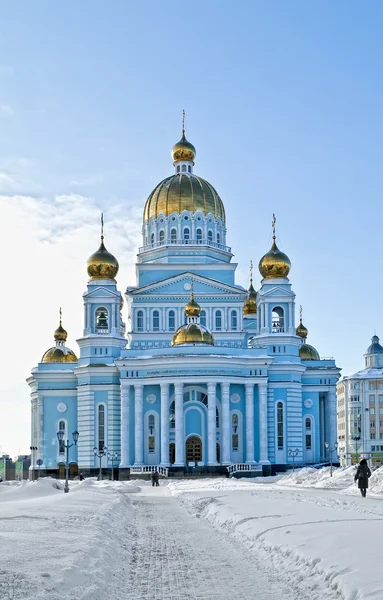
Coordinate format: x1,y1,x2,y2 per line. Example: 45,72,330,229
85,287,120,299
129,272,247,298
259,285,295,299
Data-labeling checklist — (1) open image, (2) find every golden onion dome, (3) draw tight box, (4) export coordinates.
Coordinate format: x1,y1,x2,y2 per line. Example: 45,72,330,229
171,323,214,346
299,343,320,361
243,279,257,316
41,347,78,363
259,239,291,279
87,237,119,280
144,174,225,223
296,319,308,339
172,131,196,164
185,293,200,317
54,323,67,342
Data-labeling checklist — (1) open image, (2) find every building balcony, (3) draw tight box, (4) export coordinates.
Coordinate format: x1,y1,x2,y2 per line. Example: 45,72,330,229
139,238,231,253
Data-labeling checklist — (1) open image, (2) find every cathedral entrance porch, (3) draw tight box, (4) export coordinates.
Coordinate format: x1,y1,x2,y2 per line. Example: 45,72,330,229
185,435,203,465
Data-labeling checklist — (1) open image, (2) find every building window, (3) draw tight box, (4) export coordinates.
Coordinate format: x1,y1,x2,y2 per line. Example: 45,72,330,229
231,310,237,330
58,420,65,454
272,306,284,333
277,402,284,450
371,433,376,440
95,307,108,331
305,417,311,429
216,407,220,428
217,232,220,245
159,230,165,244
184,227,190,242
188,165,191,173
369,382,376,391
196,228,203,243
371,421,375,428
215,310,222,330
208,230,213,242
306,434,312,450
98,405,105,452
169,402,175,429
200,310,206,327
168,310,175,331
137,310,144,332
370,407,375,415
150,233,155,245
148,414,155,452
232,414,239,451
153,310,160,331
182,164,186,172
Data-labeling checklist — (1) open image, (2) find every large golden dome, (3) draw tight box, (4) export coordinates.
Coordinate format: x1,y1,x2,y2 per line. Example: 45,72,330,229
144,174,225,223
172,132,196,164
259,240,291,279
299,343,320,361
87,238,119,280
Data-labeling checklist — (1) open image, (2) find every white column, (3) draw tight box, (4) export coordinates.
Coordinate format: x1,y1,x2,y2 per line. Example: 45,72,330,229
120,384,130,467
174,381,184,466
258,381,269,464
37,394,44,466
264,304,269,332
86,304,91,334
288,302,293,333
134,384,144,465
328,388,338,449
245,382,255,463
208,381,218,465
221,382,231,464
160,383,170,466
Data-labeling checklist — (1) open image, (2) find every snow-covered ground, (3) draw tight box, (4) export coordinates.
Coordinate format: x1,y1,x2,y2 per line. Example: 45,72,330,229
1,467,383,600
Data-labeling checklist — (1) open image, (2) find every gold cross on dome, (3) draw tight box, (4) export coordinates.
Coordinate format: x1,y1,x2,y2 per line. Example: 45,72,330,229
272,213,276,238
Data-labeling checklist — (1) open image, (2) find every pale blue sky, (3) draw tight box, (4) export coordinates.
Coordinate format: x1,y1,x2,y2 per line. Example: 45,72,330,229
1,1,383,454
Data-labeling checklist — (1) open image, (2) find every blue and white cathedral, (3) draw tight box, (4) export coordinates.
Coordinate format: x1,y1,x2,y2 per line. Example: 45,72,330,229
28,126,341,478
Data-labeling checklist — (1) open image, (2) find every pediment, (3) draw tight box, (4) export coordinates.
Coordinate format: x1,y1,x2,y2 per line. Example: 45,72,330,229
130,272,247,298
85,287,120,299
260,285,295,299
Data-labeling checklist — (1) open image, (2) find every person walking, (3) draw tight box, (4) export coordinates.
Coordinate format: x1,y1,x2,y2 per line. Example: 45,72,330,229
153,470,160,487
354,458,371,497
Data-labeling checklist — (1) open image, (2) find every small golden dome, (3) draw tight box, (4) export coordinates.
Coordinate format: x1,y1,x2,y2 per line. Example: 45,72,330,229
299,343,320,361
87,238,119,280
172,131,196,164
54,323,67,342
243,279,257,316
171,323,214,346
259,239,291,279
185,293,200,317
296,319,308,339
41,347,78,363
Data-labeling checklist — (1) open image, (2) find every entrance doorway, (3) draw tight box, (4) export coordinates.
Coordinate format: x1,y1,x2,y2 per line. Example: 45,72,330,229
186,435,202,464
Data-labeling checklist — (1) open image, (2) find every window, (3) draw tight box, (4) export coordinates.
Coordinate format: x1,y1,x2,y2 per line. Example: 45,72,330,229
168,310,175,331
184,227,190,242
371,407,375,415
305,417,311,429
306,434,312,450
232,434,239,451
200,310,206,327
371,433,376,440
371,421,376,428
58,420,65,454
153,310,160,331
182,164,186,172
159,230,165,244
171,228,177,243
188,165,191,173
208,230,213,242
95,307,108,331
231,310,237,330
169,402,175,429
272,306,284,333
148,436,155,452
216,407,220,428
196,228,203,242
150,233,155,245
232,414,239,451
217,232,220,245
148,414,155,434
177,165,180,173
137,310,144,332
98,405,105,452
277,402,283,450
369,395,375,403
369,382,376,391
380,408,383,416
215,310,222,331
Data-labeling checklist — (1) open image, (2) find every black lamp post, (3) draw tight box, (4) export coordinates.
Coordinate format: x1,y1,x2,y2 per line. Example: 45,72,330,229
29,446,38,482
288,448,299,472
94,446,107,480
325,441,339,476
56,430,79,493
352,436,361,464
107,452,119,481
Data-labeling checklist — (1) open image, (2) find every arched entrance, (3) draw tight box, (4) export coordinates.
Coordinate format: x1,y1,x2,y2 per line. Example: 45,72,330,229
186,435,202,464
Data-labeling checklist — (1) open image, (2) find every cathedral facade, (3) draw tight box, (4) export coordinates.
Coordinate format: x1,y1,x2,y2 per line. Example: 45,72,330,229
28,128,340,478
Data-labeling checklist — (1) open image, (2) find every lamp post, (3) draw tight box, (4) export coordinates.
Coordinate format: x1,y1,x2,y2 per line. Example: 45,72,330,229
288,448,299,472
107,452,119,481
324,441,339,476
352,436,361,464
94,446,107,481
56,430,79,493
29,446,38,482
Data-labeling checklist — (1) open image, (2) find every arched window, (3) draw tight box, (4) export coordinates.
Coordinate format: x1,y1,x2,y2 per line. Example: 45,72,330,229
231,310,238,330
58,420,65,454
153,310,160,331
215,310,222,331
150,233,155,245
216,407,220,428
148,414,155,453
184,227,190,242
208,230,213,243
196,228,203,243
98,405,105,452
171,228,177,243
277,402,284,450
188,165,191,173
169,401,175,429
200,310,206,327
272,307,285,333
148,414,155,433
182,164,186,172
168,310,175,331
217,232,220,245
95,307,108,331
305,417,311,429
159,230,165,244
232,414,239,451
177,165,180,173
137,310,144,332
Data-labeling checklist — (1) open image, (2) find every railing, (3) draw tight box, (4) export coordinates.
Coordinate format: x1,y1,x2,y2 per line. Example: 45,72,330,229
130,465,169,477
226,463,262,475
95,328,109,335
139,239,231,253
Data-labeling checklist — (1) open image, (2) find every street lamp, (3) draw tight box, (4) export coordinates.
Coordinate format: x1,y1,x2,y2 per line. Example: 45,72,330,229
29,446,38,482
324,441,339,476
352,436,361,464
56,430,79,493
107,452,119,481
288,448,299,472
94,446,107,481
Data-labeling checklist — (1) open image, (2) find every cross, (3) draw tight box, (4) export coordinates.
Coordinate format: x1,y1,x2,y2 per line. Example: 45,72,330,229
59,307,62,325
250,260,253,280
299,305,302,321
101,212,104,239
272,213,276,238
182,110,185,134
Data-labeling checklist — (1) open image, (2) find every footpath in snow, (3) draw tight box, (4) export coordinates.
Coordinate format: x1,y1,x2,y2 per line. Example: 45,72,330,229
1,466,383,599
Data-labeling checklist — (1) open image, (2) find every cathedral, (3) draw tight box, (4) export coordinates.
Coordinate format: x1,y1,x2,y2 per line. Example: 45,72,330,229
27,126,341,478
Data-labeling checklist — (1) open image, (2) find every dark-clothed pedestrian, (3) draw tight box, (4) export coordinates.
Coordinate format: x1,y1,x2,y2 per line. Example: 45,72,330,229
151,470,160,487
354,458,371,497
